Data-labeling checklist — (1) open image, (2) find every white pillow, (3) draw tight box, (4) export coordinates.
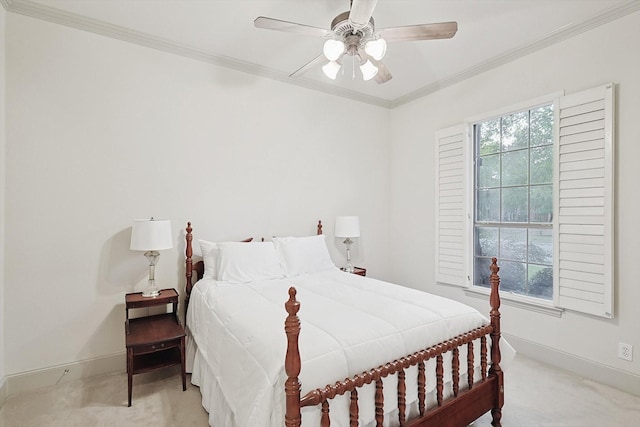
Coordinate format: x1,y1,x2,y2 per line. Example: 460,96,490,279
199,237,253,280
199,239,218,280
273,235,336,277
216,241,285,283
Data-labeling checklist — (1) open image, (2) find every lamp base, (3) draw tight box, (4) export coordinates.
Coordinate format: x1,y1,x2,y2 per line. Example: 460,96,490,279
141,280,160,298
141,251,161,297
344,238,354,273
141,287,160,298
141,289,160,298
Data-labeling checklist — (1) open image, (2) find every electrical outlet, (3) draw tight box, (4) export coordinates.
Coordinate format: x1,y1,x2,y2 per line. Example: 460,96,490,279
618,342,633,361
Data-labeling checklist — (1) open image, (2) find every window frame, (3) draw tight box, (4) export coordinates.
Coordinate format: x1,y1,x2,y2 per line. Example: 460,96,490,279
470,99,557,303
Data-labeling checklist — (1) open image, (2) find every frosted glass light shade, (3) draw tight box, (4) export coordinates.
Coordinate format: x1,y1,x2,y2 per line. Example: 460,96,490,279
360,60,378,81
130,219,173,251
335,216,361,238
365,38,387,60
323,39,345,61
322,61,341,80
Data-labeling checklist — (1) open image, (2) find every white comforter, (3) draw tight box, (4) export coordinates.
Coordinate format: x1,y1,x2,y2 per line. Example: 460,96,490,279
187,269,508,427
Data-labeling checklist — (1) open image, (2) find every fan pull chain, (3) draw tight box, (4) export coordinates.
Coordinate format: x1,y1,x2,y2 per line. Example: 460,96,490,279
352,55,356,80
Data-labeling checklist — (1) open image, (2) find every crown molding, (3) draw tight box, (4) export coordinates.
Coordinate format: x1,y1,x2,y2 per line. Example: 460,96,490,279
4,0,640,109
391,0,640,108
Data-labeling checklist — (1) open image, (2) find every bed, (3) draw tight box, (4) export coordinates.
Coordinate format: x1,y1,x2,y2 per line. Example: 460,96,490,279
184,221,509,427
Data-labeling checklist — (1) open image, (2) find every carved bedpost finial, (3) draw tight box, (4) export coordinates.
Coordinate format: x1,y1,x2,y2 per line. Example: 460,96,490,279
284,287,302,427
285,287,300,317
317,220,323,235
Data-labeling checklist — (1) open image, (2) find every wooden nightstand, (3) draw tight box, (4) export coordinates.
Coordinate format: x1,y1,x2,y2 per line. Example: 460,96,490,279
125,288,186,407
340,267,366,276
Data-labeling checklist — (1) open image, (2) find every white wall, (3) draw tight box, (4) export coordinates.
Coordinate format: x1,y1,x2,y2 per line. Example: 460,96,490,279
0,3,7,396
390,11,640,383
4,13,390,376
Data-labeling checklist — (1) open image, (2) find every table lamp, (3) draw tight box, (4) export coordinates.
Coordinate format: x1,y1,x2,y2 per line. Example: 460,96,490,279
130,218,173,297
335,216,360,273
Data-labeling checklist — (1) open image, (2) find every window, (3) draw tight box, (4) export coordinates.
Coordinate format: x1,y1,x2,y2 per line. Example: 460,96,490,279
473,105,554,300
435,84,614,318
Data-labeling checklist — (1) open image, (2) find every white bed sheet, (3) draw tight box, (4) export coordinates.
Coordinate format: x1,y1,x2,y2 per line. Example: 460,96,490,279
186,268,514,427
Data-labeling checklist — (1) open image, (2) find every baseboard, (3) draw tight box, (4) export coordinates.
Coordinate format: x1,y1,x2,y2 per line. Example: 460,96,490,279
6,352,125,398
504,333,640,397
0,375,7,409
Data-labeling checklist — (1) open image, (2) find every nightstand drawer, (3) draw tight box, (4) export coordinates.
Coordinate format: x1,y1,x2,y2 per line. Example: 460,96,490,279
132,338,181,355
126,314,185,346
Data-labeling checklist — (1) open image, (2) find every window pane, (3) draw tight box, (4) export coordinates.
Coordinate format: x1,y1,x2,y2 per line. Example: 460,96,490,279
530,145,553,184
500,228,527,262
497,260,527,293
527,265,553,298
528,229,553,264
474,257,493,288
530,185,553,223
502,150,529,186
530,105,553,147
478,119,500,155
501,187,528,222
477,189,500,222
476,227,498,257
478,154,500,188
501,111,529,151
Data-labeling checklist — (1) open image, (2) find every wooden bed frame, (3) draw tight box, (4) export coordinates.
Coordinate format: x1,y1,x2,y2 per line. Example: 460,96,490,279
184,221,504,427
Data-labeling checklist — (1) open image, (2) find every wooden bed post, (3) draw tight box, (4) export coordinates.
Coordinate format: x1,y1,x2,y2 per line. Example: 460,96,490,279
489,257,504,427
285,287,302,427
185,222,193,318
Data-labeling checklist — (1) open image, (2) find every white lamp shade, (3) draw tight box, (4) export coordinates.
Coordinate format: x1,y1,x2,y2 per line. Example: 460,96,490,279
130,219,173,251
335,216,361,238
365,38,387,60
322,61,341,80
360,60,378,81
323,39,345,61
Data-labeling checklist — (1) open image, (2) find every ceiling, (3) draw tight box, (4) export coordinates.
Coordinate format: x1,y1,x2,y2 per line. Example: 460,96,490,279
3,0,639,108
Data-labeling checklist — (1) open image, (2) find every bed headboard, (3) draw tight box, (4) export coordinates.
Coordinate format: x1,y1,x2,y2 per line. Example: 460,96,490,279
184,220,323,315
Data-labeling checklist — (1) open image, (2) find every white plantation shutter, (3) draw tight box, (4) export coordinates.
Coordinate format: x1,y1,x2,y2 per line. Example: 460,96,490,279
555,84,615,318
435,125,468,287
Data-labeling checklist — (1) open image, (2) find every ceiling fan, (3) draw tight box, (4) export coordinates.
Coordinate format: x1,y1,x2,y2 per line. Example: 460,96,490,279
254,0,458,84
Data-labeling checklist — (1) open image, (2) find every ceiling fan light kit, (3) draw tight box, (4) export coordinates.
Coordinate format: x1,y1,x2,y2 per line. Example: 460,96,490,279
322,61,342,80
364,38,387,61
254,0,458,84
360,59,379,81
323,39,346,61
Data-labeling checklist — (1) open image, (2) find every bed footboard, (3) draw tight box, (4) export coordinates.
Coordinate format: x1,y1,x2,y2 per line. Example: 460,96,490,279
284,258,504,427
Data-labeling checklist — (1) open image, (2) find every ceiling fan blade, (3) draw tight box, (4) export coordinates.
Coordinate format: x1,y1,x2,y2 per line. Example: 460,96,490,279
378,21,458,42
374,61,392,84
254,16,332,38
289,54,328,78
348,0,379,28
